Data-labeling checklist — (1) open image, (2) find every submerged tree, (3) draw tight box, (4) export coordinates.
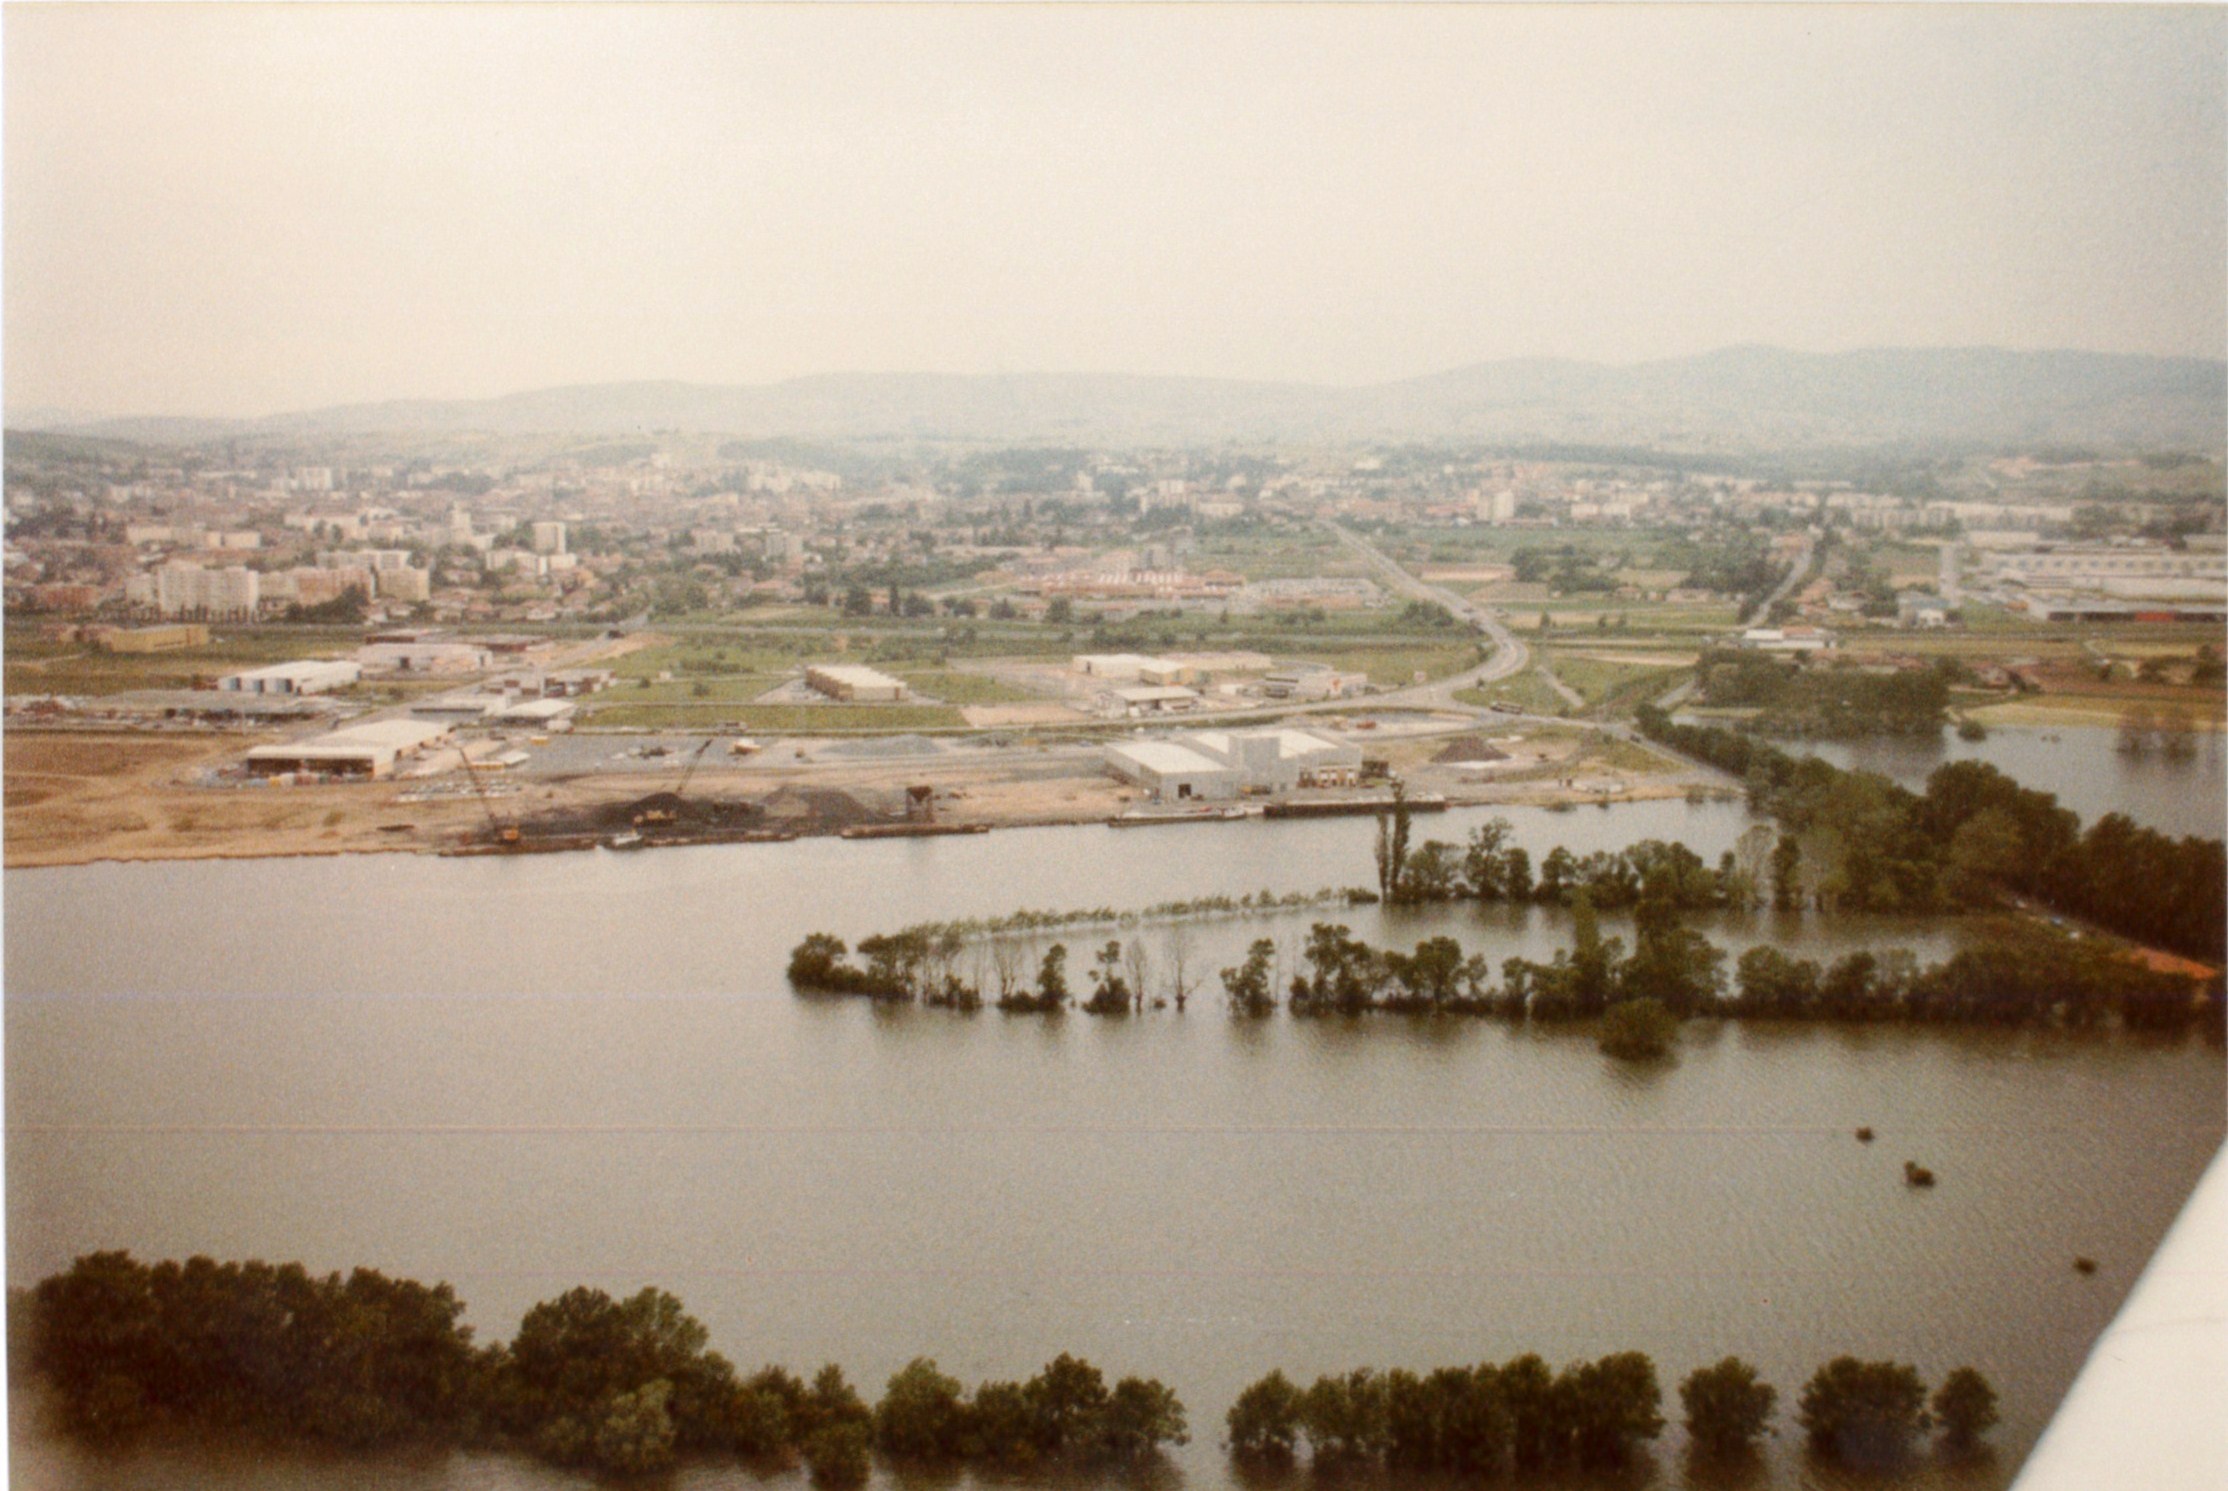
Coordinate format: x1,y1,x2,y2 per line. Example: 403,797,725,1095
1797,1357,1930,1468
873,1358,970,1461
1226,1370,1304,1459
1680,1356,1776,1456
1083,940,1132,1014
1930,1367,1998,1453
1220,938,1279,1017
1374,782,1413,902
1599,997,1677,1060
1558,1351,1665,1468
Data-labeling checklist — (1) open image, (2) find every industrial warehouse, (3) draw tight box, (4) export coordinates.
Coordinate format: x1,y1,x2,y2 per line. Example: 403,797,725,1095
804,663,909,701
1103,727,1364,801
217,659,363,695
243,719,454,779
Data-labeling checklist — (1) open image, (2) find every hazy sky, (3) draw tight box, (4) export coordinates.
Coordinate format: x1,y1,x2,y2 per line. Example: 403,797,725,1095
6,4,2223,419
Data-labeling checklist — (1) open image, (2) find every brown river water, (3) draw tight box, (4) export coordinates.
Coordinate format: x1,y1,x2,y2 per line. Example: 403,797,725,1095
8,791,2223,1490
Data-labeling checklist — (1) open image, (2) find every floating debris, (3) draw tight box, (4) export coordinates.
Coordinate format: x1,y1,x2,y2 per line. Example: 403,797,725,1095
1903,1161,1937,1189
1855,1126,1875,1143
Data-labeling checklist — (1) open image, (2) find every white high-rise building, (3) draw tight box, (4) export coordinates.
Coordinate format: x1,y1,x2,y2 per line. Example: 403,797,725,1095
153,562,260,619
376,566,431,602
530,521,568,555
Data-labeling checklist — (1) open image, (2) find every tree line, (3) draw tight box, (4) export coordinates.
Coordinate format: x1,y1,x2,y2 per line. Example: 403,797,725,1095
1636,706,2227,961
793,752,2222,1031
1693,648,1952,737
785,887,1376,1008
1263,906,2211,1036
1380,816,1772,913
13,1252,1183,1484
798,897,2215,1037
1226,1352,1996,1475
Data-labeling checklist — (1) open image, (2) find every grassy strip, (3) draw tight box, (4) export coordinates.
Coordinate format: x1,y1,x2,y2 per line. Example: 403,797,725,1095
1302,643,1482,687
1542,654,1682,710
887,886,1380,946
1455,667,1570,716
594,675,784,706
4,631,364,697
583,702,969,732
895,670,1041,705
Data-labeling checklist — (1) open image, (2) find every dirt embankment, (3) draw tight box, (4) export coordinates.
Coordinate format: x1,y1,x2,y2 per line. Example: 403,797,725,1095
3,730,1130,866
4,730,492,868
6,724,1697,868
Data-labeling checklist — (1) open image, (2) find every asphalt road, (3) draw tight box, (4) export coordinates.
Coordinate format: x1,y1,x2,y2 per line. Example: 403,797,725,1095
1324,524,1525,693
1746,534,1816,624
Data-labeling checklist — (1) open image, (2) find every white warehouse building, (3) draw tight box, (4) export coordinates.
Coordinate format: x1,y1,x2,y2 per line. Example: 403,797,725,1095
804,664,909,702
358,641,492,675
243,719,453,779
218,659,363,695
1105,727,1362,802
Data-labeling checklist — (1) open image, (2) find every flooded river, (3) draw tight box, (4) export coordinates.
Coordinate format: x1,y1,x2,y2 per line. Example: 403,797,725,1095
9,798,2223,1490
1782,722,2225,840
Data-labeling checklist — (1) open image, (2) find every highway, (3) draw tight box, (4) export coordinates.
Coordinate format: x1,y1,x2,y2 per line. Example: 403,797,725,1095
1744,533,1815,625
1325,524,1525,695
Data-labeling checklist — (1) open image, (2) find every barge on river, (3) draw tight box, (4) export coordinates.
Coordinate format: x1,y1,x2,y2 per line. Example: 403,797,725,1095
1262,793,1449,819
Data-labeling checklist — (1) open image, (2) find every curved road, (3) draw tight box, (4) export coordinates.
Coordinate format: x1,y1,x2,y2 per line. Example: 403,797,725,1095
1323,524,1526,698
1745,534,1815,625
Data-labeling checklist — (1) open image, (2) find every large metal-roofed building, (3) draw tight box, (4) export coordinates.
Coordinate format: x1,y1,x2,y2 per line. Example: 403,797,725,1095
804,664,910,702
243,719,454,779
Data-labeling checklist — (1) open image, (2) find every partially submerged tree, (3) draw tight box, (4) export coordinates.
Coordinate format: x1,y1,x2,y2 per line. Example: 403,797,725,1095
1680,1356,1776,1456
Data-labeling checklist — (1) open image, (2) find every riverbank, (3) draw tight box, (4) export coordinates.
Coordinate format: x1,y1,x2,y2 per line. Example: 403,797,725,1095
3,726,1716,869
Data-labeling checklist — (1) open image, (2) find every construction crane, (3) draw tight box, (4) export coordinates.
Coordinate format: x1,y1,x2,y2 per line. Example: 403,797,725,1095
675,736,714,797
461,750,521,847
633,737,714,827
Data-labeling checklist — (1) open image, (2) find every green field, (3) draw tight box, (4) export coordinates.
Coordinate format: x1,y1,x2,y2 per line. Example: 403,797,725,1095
581,702,970,733
1509,602,1741,635
1187,530,1362,580
1544,652,1693,712
1455,666,1571,717
3,630,363,697
1296,643,1481,687
1390,525,1691,568
895,670,1040,705
598,675,787,706
1517,723,1680,777
612,639,819,678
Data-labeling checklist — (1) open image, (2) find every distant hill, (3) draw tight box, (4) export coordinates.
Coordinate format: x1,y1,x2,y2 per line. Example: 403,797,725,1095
26,346,2228,454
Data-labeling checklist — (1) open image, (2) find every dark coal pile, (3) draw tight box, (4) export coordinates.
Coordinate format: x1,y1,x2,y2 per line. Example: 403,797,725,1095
580,792,766,833
756,785,884,832
515,786,882,841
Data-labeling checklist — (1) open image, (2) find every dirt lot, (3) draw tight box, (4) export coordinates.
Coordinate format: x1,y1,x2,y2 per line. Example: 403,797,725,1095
4,730,489,867
5,719,1703,867
960,703,1093,728
2,728,1132,865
